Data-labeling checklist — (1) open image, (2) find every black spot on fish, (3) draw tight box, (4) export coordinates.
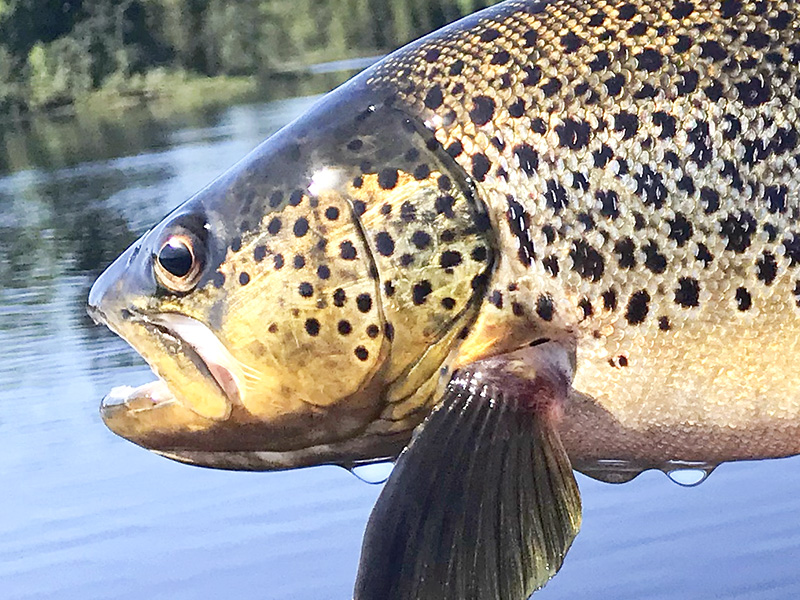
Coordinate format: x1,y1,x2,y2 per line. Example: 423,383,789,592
354,346,369,361
688,121,713,167
757,253,778,285
628,22,648,36
293,218,309,237
737,76,770,107
514,144,539,175
522,65,542,86
293,254,305,269
469,96,495,126
317,265,330,280
412,281,432,305
491,49,511,65
720,0,741,18
239,272,250,286
441,297,456,310
471,153,490,181
333,288,347,307
375,232,395,257
543,255,559,277
604,73,625,96
598,190,619,219
340,241,357,260
325,206,339,220
653,112,676,139
304,318,320,337
537,294,555,321
720,212,757,253
676,70,699,96
765,186,787,214
506,195,535,266
440,251,462,268
618,3,636,19
704,80,723,101
556,118,591,149
471,246,488,262
668,213,693,246
636,166,667,208
591,50,611,72
701,40,727,61
673,35,692,53
626,290,650,324
446,141,463,159
615,237,636,268
298,282,314,297
480,28,500,42
541,78,562,97
544,180,569,214
570,240,605,281
424,85,443,109
411,230,431,249
615,111,639,139
356,293,373,313
675,277,700,307
643,242,667,274
561,32,584,52
423,48,440,62
509,98,526,118
378,169,399,190
602,289,618,311
579,298,593,319
770,10,792,29
736,287,752,311
637,48,663,71
400,202,416,223
594,145,613,168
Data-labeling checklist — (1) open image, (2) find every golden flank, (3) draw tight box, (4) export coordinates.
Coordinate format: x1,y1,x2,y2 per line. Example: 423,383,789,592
89,1,800,598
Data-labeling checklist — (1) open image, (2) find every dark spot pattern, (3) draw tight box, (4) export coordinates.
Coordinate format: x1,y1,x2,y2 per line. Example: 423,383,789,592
626,290,651,325
675,277,700,307
506,196,536,266
570,240,605,282
536,294,555,321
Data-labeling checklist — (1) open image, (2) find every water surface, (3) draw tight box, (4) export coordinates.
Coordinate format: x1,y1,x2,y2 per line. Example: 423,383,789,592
1,91,799,600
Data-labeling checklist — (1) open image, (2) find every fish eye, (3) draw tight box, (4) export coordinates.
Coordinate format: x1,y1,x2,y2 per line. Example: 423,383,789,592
154,234,202,292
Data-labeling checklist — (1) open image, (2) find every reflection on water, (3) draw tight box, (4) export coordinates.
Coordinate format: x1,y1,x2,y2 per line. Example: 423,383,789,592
1,88,800,600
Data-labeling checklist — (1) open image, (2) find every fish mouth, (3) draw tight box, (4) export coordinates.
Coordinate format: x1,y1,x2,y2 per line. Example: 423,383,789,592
98,311,244,420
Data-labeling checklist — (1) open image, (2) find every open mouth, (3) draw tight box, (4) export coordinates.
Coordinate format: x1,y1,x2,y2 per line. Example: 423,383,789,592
99,312,244,417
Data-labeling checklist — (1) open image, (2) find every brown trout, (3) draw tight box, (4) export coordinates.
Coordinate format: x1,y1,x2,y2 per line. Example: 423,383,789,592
88,0,800,598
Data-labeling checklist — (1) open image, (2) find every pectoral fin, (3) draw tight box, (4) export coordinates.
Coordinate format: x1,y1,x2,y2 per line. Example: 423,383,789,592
354,345,582,600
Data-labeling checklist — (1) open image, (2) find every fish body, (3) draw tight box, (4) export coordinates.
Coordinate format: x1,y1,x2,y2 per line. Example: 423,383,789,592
88,0,800,598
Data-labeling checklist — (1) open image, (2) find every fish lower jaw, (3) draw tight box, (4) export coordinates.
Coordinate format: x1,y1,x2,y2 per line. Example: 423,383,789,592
101,380,179,414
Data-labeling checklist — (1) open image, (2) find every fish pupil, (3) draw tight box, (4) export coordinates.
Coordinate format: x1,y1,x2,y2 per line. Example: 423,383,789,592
158,239,194,278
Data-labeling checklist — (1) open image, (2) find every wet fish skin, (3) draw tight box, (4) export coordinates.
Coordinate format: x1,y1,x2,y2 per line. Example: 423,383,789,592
89,86,495,468
87,0,800,598
365,0,800,466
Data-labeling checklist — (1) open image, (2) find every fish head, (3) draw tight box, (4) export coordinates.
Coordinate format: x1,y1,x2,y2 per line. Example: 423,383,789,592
88,82,495,470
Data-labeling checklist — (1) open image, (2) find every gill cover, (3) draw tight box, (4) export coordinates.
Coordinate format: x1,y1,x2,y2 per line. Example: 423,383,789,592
89,77,495,468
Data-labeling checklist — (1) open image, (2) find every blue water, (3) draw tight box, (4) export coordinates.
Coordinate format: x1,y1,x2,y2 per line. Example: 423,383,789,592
1,93,799,600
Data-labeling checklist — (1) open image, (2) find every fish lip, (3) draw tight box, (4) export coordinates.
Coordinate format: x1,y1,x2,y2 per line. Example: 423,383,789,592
123,310,243,409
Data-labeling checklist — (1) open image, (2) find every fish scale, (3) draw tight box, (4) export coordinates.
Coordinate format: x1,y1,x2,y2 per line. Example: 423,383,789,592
365,0,800,463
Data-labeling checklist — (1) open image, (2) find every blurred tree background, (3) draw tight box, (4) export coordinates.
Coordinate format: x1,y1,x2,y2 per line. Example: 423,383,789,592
0,0,499,117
